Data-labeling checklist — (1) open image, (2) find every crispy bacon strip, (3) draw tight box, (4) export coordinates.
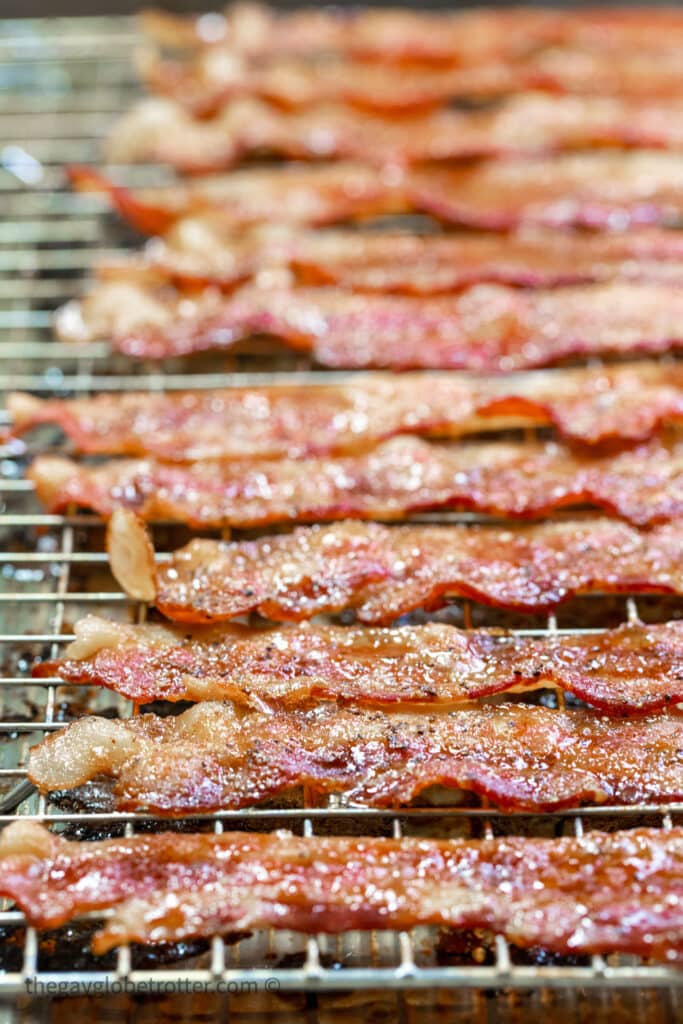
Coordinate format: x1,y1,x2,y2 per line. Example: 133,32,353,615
28,702,683,814
528,46,683,101
2,821,682,959
139,4,683,62
288,229,683,292
69,152,683,235
136,5,559,63
36,615,683,716
87,223,683,295
108,94,683,173
10,362,683,460
139,50,519,116
414,152,683,231
141,47,683,118
26,436,683,529
104,517,683,623
66,163,406,236
139,7,683,117
55,278,683,370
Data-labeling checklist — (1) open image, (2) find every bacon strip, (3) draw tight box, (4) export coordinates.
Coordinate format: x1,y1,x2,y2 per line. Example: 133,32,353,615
69,152,683,234
66,163,406,236
2,821,682,960
136,5,567,62
139,5,683,63
26,436,683,529
140,50,520,116
36,615,683,716
141,47,683,117
107,94,683,173
89,223,683,295
55,278,683,370
105,517,683,623
28,702,683,814
10,362,683,460
414,152,683,231
288,230,683,292
528,46,683,102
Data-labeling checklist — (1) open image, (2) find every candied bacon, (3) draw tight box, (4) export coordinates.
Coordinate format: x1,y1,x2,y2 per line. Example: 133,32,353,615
107,94,683,173
103,517,683,623
52,225,683,345
412,152,683,231
138,5,683,63
54,278,683,371
136,5,562,63
138,6,683,117
68,152,683,236
283,227,683,293
1,821,682,960
27,702,683,814
140,51,519,117
141,47,683,118
87,223,683,296
66,163,407,236
10,362,683,460
36,615,683,716
528,46,683,101
26,436,683,529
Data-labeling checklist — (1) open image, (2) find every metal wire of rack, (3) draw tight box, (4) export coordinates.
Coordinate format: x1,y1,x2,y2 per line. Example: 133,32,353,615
0,13,683,1014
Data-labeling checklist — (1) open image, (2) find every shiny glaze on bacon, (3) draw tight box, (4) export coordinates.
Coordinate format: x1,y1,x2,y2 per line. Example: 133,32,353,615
140,7,683,119
141,50,520,116
2,821,682,960
135,5,566,63
143,47,683,118
9,362,683,460
108,94,683,173
135,518,683,623
68,152,683,235
56,278,683,370
35,616,683,717
139,5,683,63
91,223,683,295
528,46,683,101
27,436,683,529
288,228,683,292
413,152,683,231
28,702,683,814
66,163,407,236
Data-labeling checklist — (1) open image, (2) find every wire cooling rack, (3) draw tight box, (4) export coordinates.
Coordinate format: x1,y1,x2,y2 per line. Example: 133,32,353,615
0,13,682,1014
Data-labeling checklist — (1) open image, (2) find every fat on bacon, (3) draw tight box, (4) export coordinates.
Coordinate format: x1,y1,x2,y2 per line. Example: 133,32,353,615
26,436,683,529
102,512,683,624
8,362,683,460
1,821,682,960
28,702,683,814
36,615,683,716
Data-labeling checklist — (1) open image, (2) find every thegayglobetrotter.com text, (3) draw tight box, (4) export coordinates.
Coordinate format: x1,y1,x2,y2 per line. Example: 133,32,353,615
24,977,281,996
